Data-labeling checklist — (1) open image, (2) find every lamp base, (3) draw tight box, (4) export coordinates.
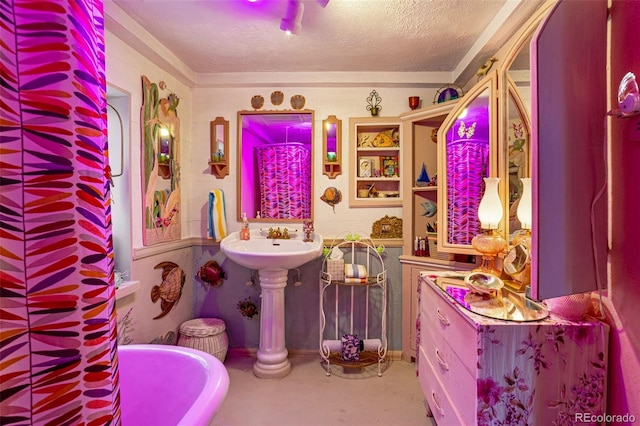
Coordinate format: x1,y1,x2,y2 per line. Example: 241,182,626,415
474,255,503,277
472,230,507,277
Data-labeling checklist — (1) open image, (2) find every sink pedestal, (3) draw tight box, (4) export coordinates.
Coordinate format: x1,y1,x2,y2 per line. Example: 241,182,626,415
253,269,291,378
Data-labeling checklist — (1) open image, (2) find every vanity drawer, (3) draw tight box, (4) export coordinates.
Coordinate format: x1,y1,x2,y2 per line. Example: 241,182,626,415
420,280,477,374
419,323,476,413
418,346,468,426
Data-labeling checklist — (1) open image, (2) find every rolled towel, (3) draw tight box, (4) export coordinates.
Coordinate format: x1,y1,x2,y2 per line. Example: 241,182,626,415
344,264,367,279
344,277,368,284
208,190,228,242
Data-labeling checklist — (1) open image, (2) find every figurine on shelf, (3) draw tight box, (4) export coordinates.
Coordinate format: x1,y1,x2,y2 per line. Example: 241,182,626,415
303,219,314,242
416,163,430,187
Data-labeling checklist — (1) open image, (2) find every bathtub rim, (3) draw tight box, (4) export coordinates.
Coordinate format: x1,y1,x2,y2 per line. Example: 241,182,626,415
117,343,230,426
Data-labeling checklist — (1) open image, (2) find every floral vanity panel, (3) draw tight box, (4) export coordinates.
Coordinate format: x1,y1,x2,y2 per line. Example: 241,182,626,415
417,271,609,426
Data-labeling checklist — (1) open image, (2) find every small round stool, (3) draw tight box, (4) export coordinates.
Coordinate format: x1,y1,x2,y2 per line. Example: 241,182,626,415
177,318,228,362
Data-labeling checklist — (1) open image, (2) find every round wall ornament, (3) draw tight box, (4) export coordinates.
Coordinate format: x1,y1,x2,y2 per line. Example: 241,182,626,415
251,95,264,110
290,94,306,110
271,91,284,105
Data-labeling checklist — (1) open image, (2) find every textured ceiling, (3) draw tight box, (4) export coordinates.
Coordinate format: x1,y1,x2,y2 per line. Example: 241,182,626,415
108,0,542,80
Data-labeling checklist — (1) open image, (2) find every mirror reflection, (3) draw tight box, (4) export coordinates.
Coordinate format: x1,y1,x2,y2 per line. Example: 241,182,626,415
442,87,492,247
237,110,314,221
506,83,531,233
503,31,533,238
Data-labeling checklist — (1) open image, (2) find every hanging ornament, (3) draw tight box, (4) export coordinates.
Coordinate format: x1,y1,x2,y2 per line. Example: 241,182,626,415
366,90,382,116
196,260,226,288
321,187,342,212
151,261,185,320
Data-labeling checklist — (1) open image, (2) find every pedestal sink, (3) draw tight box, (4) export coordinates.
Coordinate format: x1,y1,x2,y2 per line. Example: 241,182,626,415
220,229,323,378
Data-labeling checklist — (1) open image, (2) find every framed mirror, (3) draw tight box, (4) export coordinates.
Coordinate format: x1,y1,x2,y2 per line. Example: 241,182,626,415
141,76,181,245
497,13,538,242
322,115,341,178
437,73,498,254
209,116,229,178
237,110,314,222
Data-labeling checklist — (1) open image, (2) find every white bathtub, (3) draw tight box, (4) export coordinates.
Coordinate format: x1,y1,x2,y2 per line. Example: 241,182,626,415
117,344,229,426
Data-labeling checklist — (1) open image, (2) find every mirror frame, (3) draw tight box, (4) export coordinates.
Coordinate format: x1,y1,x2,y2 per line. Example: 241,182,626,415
209,116,229,179
236,109,315,223
140,75,181,246
322,115,342,179
496,5,551,241
437,71,499,255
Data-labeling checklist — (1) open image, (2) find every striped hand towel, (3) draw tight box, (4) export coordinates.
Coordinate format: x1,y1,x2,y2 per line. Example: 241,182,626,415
344,264,367,279
208,190,228,242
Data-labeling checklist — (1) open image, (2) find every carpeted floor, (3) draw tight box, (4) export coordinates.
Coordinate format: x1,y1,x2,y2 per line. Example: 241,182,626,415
211,354,436,426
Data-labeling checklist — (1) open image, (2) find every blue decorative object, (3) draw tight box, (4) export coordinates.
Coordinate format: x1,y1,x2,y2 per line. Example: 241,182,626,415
416,163,430,187
434,84,463,104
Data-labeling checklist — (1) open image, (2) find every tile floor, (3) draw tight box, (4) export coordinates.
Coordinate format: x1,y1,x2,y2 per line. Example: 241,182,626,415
211,354,436,426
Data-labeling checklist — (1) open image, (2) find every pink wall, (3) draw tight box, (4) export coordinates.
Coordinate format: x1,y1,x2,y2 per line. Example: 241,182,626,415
606,0,640,417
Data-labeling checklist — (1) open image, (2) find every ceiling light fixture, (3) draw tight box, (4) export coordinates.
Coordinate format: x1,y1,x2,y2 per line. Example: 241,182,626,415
280,0,304,35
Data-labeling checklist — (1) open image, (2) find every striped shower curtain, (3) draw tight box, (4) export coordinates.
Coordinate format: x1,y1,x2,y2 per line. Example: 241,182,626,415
0,1,121,424
256,143,311,219
446,138,489,245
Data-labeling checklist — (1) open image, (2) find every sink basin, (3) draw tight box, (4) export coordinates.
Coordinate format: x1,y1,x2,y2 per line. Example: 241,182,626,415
220,230,323,270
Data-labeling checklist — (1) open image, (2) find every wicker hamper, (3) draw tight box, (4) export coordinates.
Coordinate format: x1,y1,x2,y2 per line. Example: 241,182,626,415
177,318,229,362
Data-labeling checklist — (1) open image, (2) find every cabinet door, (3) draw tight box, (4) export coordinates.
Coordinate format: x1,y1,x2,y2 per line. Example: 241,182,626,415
437,73,499,255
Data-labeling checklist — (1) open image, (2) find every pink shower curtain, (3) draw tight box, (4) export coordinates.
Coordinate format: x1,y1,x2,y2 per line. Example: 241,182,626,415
1,1,121,424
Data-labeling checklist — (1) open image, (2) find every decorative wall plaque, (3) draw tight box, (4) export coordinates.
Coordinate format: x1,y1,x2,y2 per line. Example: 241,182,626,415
371,215,402,239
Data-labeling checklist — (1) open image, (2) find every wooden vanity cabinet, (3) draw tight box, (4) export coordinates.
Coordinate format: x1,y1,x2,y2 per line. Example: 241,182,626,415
418,273,609,425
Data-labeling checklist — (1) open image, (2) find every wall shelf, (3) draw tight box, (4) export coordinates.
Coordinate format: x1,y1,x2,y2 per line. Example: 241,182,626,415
322,162,341,179
208,161,228,178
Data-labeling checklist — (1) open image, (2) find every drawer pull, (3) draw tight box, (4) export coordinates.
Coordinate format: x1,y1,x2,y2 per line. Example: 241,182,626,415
435,349,449,370
431,391,444,416
436,309,450,325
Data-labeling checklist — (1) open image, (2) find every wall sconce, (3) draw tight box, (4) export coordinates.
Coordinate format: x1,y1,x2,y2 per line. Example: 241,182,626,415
322,115,342,178
471,177,507,275
280,0,304,35
209,116,229,179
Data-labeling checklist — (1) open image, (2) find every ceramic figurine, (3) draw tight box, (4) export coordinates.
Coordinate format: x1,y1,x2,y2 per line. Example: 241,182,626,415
416,163,430,187
197,260,226,287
